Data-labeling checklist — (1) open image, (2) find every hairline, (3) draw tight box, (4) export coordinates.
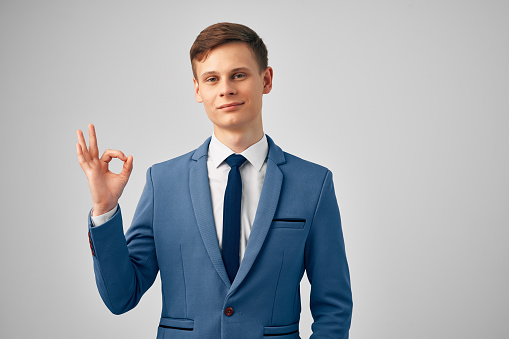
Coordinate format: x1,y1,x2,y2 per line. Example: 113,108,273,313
192,41,265,81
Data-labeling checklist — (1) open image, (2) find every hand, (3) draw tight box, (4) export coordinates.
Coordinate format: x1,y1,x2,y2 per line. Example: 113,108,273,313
76,124,133,216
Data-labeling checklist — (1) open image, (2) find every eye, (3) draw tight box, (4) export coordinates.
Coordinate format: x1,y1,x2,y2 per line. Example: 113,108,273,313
233,73,246,79
205,77,217,83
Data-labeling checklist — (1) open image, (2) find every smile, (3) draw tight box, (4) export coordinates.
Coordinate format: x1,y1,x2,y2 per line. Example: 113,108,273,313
218,102,244,111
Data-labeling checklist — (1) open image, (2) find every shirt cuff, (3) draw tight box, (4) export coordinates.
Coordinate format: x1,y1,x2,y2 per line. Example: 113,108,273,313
90,204,118,227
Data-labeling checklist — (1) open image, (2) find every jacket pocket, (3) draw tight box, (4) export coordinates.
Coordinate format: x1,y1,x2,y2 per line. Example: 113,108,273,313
159,317,194,331
271,218,306,229
263,321,300,337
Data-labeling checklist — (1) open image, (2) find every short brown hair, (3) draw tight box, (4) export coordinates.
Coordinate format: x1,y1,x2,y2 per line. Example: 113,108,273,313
190,22,268,79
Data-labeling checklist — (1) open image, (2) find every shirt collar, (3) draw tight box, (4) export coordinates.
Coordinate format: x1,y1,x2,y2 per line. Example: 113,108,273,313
208,133,268,171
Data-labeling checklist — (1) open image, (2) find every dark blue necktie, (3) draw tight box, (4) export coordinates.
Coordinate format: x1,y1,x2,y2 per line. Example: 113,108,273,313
222,154,247,283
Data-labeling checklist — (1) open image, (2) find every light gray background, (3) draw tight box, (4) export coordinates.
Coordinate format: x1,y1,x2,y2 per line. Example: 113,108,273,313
1,1,508,338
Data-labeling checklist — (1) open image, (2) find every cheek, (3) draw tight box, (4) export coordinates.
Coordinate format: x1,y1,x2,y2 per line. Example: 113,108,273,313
201,92,215,106
245,82,263,99
248,89,263,106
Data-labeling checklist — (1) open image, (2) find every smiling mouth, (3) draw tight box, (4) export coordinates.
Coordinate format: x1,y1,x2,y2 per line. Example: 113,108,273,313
218,102,244,110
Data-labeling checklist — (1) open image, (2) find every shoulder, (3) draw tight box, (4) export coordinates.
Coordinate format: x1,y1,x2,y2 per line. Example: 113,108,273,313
266,134,330,178
148,150,194,178
281,150,330,177
147,136,210,176
275,150,333,195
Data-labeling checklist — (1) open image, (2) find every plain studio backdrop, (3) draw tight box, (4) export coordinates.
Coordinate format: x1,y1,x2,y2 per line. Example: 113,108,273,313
1,1,507,338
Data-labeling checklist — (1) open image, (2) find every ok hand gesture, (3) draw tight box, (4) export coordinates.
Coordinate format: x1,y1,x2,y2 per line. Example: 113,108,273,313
76,124,133,216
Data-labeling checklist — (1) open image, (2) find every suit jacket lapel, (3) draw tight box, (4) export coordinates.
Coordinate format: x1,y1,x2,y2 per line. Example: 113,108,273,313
189,135,286,294
228,134,286,296
189,137,231,289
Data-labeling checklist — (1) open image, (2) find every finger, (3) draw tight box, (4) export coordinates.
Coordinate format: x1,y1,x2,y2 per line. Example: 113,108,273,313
100,149,127,163
76,129,91,162
76,143,90,170
88,124,99,158
120,155,134,179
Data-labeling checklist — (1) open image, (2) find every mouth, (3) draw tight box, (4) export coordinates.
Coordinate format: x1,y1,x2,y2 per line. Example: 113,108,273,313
218,102,244,110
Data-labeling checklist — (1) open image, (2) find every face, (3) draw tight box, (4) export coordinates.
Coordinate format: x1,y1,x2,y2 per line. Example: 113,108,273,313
193,42,273,134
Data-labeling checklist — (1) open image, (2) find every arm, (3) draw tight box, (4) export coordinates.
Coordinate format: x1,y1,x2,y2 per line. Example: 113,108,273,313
88,168,159,315
77,124,157,314
304,170,353,338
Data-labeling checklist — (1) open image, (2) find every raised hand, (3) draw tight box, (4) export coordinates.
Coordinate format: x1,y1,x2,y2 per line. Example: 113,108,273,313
76,124,133,216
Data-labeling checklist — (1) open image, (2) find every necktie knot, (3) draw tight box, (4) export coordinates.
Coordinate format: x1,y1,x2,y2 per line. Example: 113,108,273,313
225,154,247,168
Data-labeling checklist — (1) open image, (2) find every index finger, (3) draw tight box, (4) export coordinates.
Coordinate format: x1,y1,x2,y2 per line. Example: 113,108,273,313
88,123,99,158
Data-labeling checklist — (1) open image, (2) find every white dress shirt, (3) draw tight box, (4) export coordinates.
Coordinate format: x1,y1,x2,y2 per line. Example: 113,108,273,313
91,133,268,263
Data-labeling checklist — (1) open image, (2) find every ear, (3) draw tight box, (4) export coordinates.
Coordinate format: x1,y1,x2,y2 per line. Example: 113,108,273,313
193,77,203,103
262,66,273,94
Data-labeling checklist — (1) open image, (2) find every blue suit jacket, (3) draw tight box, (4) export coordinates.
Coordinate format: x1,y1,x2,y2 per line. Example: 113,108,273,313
87,135,352,338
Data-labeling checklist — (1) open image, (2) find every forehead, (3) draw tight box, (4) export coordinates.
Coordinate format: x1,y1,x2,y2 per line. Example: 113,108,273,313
195,42,257,77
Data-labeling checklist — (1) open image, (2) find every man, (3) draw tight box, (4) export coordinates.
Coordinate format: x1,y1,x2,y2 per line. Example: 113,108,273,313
76,22,352,338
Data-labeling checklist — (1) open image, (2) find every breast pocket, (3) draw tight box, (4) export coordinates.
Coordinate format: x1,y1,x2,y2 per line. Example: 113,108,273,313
271,218,306,229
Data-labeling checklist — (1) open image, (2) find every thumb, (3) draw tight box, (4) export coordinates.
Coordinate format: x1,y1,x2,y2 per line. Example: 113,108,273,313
120,155,134,179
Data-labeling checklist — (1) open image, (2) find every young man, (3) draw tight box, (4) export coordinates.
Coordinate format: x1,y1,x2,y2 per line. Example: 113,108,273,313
77,22,352,338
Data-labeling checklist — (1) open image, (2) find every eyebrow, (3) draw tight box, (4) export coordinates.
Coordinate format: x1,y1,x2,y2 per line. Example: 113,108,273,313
200,67,252,79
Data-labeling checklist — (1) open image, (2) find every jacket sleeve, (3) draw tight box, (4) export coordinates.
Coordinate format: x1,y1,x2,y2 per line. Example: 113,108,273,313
87,167,159,315
304,170,353,338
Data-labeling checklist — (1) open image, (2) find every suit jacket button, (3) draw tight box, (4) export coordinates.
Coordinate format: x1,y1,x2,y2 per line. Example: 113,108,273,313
88,232,95,256
224,307,234,316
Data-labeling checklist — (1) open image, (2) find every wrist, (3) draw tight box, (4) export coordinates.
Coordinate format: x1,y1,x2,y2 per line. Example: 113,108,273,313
92,203,117,216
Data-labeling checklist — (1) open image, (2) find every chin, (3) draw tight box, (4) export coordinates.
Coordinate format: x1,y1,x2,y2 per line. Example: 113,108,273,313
217,121,248,131
207,109,260,131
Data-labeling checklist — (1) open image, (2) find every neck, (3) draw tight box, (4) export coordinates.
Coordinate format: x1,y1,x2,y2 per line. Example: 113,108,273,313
213,126,264,153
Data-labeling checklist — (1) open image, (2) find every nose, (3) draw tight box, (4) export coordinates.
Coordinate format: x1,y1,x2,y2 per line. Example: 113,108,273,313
219,79,237,97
